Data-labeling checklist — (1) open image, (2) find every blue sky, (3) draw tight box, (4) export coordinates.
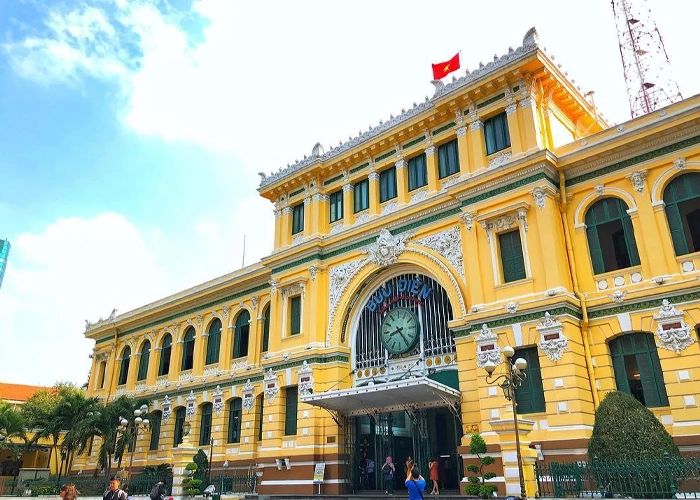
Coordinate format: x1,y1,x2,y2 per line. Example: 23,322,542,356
0,0,698,386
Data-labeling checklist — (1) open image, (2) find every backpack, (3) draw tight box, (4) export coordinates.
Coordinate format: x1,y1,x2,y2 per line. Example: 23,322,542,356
149,486,161,500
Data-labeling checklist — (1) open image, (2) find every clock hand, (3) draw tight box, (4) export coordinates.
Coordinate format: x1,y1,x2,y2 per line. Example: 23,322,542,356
398,330,410,344
389,326,404,337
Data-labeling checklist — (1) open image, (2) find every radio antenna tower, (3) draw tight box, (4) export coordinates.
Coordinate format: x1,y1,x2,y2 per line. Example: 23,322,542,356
611,0,682,118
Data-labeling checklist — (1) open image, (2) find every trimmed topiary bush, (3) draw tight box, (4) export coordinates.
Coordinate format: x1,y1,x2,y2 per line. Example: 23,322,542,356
464,433,498,498
588,391,679,461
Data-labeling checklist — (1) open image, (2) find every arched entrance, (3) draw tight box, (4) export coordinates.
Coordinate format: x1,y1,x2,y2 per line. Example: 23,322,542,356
309,266,463,493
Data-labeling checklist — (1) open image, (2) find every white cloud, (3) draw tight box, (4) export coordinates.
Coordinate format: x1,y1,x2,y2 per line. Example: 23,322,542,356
0,213,174,386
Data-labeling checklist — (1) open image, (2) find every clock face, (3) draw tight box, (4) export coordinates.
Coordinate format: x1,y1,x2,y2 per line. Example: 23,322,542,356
380,307,420,355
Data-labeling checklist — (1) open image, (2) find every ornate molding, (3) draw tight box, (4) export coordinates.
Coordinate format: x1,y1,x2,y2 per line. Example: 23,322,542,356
626,170,648,194
505,301,519,314
281,281,305,298
610,290,627,303
241,379,255,412
327,258,370,346
531,187,547,210
309,265,318,282
469,120,483,131
185,390,196,420
364,229,411,267
594,184,605,196
414,226,464,278
653,299,696,354
475,324,502,368
505,103,518,115
381,200,400,215
674,157,686,170
263,368,279,404
536,312,569,362
456,126,467,138
479,208,528,243
425,146,436,156
461,211,475,231
409,188,430,205
161,395,172,424
488,151,512,169
212,385,224,416
298,360,315,397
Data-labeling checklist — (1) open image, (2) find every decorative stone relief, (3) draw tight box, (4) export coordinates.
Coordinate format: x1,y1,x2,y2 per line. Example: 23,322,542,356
610,290,627,303
203,366,221,377
456,126,467,137
381,200,400,215
298,360,315,397
292,234,305,246
475,324,502,368
364,229,411,267
627,170,648,194
425,146,436,156
488,151,512,168
594,184,605,196
469,120,483,131
409,189,429,204
241,379,255,412
440,175,462,191
461,211,475,231
505,301,519,314
674,157,686,170
327,257,370,346
185,391,196,420
330,222,346,235
309,266,318,282
354,213,371,225
653,299,696,354
505,103,518,115
531,187,547,210
269,280,279,296
536,312,569,362
480,209,528,243
414,227,464,277
161,395,172,424
281,282,305,298
212,385,224,416
263,368,279,404
222,306,229,319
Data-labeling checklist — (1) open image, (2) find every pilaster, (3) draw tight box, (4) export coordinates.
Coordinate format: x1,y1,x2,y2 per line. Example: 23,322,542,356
425,146,439,192
504,102,525,155
628,175,670,277
313,194,329,234
273,208,282,249
171,434,199,496
368,170,380,215
192,322,206,376
518,93,544,153
456,127,471,175
342,183,354,225
303,196,313,238
489,417,538,498
281,207,292,247
628,210,653,279
467,117,486,170
395,159,409,204
460,210,484,305
219,311,233,373
652,201,681,272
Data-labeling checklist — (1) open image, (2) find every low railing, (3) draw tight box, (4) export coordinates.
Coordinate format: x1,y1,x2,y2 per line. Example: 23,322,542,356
0,474,172,497
535,454,700,499
210,472,257,495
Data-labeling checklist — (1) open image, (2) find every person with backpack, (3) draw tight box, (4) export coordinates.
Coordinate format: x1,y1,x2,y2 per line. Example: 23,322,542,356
149,481,166,500
103,477,128,500
405,466,426,500
381,456,395,495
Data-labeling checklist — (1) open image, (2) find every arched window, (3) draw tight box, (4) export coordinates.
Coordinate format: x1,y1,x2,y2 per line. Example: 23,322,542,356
137,341,151,381
205,319,222,366
585,197,640,274
199,403,213,446
664,172,700,256
609,333,669,407
227,398,242,443
173,407,186,447
149,410,162,451
261,305,270,353
181,327,195,371
158,334,172,376
118,347,131,385
233,310,250,359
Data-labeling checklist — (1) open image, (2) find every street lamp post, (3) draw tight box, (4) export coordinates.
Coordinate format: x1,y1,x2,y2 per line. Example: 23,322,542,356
116,404,150,483
207,438,214,487
483,346,528,500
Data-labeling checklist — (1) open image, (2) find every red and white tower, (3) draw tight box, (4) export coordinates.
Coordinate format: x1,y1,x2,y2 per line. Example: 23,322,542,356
611,0,682,118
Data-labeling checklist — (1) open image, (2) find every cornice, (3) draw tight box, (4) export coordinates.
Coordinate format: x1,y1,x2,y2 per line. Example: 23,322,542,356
257,28,544,191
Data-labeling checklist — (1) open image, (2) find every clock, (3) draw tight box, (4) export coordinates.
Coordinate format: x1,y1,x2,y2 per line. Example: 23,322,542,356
380,307,420,355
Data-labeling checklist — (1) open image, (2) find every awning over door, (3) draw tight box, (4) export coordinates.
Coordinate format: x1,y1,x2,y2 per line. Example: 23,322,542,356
300,376,460,416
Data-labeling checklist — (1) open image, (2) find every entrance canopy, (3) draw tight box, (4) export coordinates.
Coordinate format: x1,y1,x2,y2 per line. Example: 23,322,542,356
301,376,460,417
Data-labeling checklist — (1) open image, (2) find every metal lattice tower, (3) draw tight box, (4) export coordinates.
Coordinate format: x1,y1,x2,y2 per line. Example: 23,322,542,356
611,0,682,118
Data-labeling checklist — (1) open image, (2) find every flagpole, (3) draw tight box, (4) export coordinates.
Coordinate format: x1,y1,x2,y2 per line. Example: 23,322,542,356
242,235,246,268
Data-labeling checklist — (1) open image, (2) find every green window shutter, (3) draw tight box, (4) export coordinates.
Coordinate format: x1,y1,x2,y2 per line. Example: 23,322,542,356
137,341,150,381
437,139,459,178
205,319,222,365
621,214,641,266
228,399,242,443
514,347,545,414
329,190,343,223
665,202,689,255
379,167,397,202
499,230,526,283
290,296,301,335
262,305,270,352
408,154,427,191
159,335,172,376
354,180,369,213
149,412,161,450
233,311,251,358
199,403,213,445
99,362,107,388
648,346,670,406
484,112,511,155
585,224,605,274
258,397,265,441
285,387,299,436
610,348,630,394
173,407,185,447
292,204,304,234
181,328,195,370
637,347,669,407
119,348,131,385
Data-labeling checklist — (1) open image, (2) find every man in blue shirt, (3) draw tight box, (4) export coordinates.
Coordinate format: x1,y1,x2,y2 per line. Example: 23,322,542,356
405,466,426,500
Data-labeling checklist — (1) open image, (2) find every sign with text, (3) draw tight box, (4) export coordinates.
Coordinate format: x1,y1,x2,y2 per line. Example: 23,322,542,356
365,278,434,313
313,463,326,483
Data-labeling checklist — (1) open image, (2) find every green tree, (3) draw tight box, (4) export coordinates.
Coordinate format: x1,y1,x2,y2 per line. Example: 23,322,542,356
588,391,680,461
0,401,27,454
464,433,497,498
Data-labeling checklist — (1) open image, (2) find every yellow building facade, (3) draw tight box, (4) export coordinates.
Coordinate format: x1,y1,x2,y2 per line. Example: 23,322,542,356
75,28,700,496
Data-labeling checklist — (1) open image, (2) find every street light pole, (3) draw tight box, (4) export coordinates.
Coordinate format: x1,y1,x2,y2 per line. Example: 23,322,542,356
483,346,528,500
207,438,214,487
117,404,150,484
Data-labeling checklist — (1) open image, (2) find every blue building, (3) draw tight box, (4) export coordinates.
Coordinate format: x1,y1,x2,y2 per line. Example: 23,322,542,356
0,239,10,291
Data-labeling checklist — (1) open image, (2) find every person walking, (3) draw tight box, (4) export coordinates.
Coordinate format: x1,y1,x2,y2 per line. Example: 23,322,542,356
428,457,439,495
59,484,80,500
381,456,395,495
405,466,426,500
103,477,128,500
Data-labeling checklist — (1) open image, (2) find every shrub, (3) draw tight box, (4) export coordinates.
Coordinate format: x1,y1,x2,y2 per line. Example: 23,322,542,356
464,433,498,498
588,391,679,461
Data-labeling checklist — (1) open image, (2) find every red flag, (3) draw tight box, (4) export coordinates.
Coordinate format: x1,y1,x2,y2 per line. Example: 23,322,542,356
431,53,460,80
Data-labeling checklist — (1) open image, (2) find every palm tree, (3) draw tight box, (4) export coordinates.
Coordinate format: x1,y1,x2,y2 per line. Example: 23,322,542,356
0,401,27,457
53,391,101,472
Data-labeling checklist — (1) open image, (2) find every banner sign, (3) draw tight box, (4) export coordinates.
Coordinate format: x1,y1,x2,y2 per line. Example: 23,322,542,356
366,278,434,313
313,463,326,483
